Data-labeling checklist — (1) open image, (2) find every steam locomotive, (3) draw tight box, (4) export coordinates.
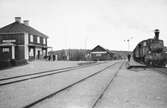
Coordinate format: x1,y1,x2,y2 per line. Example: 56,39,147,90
133,29,167,67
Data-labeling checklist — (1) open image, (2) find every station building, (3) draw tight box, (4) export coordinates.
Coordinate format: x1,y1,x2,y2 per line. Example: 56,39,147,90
0,17,49,66
89,45,114,61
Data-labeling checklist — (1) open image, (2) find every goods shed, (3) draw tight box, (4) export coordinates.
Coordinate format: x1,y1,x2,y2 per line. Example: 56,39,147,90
89,45,113,61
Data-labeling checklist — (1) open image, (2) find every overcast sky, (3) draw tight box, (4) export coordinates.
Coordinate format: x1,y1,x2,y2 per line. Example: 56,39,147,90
0,0,167,51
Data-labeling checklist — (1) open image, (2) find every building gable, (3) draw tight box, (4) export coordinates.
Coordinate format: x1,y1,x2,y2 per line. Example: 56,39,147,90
91,45,106,52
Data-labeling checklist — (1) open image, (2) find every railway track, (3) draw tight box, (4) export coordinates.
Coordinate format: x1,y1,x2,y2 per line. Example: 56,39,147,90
23,61,121,108
0,62,104,87
92,61,124,108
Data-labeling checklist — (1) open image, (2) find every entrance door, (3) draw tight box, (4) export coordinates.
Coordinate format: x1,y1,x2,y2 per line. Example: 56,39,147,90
37,50,40,59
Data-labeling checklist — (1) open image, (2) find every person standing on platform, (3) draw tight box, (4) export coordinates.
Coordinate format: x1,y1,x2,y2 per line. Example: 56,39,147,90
48,55,51,61
53,55,56,61
128,54,131,62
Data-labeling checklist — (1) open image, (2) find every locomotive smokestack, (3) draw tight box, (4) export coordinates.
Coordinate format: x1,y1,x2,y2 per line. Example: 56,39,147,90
154,29,159,40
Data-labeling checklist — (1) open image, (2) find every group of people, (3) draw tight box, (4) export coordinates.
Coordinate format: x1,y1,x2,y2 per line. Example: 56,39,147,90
44,55,56,61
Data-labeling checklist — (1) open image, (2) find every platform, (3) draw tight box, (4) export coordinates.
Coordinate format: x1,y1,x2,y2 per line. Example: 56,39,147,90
127,58,146,69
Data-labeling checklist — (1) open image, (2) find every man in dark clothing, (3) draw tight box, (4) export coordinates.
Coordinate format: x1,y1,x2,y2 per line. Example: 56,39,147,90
53,55,56,61
48,55,51,61
128,54,131,62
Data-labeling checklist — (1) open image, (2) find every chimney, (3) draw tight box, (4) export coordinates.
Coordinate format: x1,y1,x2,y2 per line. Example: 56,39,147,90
15,17,21,23
23,20,29,26
154,29,160,40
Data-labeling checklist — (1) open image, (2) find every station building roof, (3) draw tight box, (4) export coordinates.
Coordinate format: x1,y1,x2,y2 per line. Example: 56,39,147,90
0,18,48,38
90,45,114,55
91,45,106,52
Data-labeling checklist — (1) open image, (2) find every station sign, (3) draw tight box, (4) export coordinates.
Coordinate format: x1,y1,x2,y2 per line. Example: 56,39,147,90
2,40,16,43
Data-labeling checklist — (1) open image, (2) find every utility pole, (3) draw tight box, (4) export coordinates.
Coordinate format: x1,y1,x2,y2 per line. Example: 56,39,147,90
124,37,133,52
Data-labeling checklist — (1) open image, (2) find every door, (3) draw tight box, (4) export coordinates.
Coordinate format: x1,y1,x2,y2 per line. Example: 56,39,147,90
37,50,40,59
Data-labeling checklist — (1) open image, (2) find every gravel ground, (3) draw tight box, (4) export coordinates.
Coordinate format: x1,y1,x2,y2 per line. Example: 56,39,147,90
31,61,122,108
0,61,117,108
95,66,167,108
0,60,167,108
0,61,87,79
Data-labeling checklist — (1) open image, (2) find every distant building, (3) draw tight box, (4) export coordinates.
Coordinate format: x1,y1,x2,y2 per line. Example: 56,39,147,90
0,17,50,66
49,49,89,61
89,45,113,61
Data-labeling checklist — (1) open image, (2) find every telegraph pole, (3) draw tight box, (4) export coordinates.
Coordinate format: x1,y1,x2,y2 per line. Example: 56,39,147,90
124,37,133,51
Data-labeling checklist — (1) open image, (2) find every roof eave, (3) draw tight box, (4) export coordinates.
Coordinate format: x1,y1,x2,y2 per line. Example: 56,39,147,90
0,32,25,34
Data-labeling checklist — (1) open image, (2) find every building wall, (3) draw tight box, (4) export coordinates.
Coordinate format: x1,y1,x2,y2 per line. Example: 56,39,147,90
15,46,25,60
0,33,28,67
0,33,25,45
28,34,48,60
24,33,29,60
90,53,112,61
0,33,25,61
28,34,47,46
0,33,48,62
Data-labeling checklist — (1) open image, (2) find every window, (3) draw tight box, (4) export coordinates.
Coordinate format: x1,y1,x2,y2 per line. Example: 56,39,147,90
43,38,46,44
29,48,34,56
3,48,9,52
37,36,40,43
30,35,33,42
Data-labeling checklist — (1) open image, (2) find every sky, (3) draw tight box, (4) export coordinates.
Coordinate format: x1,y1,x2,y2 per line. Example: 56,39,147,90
0,0,167,51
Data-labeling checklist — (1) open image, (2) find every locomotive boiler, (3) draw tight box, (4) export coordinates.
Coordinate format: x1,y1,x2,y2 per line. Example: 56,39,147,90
133,29,167,67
